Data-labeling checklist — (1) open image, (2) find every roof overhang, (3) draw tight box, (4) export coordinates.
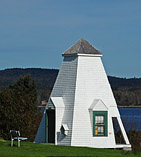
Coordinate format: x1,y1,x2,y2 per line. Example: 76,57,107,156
62,53,103,57
89,99,108,111
51,97,65,108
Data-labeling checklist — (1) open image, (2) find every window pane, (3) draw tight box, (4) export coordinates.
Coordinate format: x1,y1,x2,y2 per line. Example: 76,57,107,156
97,126,104,135
100,116,104,124
95,115,104,124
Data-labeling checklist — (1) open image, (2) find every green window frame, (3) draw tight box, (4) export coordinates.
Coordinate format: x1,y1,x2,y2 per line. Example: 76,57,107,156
93,111,108,136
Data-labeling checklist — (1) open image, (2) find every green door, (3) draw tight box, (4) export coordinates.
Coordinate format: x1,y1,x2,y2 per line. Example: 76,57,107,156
45,110,55,143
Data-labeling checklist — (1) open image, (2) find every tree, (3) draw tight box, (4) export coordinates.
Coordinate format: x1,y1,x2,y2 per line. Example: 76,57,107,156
0,75,42,141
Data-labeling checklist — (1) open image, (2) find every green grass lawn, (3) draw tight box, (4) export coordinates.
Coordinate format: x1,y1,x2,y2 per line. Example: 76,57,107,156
0,140,140,157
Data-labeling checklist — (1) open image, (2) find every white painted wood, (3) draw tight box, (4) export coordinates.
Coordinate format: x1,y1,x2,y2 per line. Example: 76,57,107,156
50,97,65,144
61,124,69,135
46,99,55,109
35,39,131,149
51,97,65,108
117,117,130,145
62,124,69,131
50,56,78,145
116,144,131,149
34,110,46,143
89,99,108,111
71,55,116,148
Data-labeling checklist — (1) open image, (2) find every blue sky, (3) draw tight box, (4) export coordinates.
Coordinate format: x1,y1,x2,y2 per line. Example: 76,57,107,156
0,0,141,78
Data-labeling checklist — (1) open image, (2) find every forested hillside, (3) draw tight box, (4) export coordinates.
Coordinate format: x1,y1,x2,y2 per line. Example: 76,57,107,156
0,68,141,107
108,76,141,107
0,68,58,105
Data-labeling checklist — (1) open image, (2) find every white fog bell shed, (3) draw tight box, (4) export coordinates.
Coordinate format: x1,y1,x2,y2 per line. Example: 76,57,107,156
35,38,131,149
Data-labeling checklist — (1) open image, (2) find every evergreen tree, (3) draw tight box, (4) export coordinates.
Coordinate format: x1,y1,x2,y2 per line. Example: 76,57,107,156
0,75,42,141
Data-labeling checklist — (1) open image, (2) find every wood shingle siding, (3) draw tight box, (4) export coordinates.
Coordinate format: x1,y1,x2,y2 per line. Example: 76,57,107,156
51,56,78,145
34,111,46,143
35,38,131,149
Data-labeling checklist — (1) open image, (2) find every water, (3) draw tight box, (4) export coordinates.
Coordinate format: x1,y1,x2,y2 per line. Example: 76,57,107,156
118,108,141,131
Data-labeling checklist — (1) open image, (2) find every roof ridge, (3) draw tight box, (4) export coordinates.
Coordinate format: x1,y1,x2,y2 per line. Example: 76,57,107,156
62,38,102,55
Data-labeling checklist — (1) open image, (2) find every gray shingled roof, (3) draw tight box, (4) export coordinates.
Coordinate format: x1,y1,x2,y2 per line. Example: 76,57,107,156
63,38,102,55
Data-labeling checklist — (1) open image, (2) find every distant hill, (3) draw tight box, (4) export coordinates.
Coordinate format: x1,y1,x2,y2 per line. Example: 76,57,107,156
0,68,58,105
0,68,141,107
108,76,141,88
108,76,141,107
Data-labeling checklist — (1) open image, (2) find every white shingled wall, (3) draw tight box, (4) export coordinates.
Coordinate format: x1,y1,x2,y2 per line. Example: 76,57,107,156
51,56,78,145
34,111,46,143
35,53,130,148
71,55,118,148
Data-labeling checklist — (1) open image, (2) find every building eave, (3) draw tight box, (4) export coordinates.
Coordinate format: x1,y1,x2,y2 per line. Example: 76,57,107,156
62,53,103,57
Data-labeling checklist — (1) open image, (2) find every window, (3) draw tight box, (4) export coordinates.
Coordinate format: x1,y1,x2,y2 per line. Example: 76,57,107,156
93,111,107,136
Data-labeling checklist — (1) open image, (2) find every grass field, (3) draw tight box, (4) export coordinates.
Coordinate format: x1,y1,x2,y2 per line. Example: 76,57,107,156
0,140,140,157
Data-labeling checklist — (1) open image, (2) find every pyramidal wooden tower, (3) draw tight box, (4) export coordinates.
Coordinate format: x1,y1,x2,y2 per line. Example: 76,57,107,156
35,39,131,149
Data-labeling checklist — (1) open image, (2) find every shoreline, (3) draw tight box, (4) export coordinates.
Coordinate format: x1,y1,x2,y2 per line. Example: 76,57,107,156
118,106,141,108
38,105,141,108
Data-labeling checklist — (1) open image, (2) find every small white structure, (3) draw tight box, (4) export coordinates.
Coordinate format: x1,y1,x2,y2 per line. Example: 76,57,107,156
35,38,131,149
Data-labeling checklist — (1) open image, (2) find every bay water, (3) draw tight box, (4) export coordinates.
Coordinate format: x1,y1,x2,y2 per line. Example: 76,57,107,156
119,108,141,131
